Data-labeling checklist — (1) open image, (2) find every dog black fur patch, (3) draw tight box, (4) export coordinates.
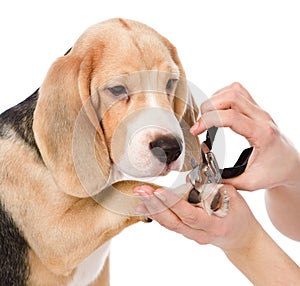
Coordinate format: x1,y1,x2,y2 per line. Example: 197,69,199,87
0,89,41,158
0,91,41,283
0,201,29,285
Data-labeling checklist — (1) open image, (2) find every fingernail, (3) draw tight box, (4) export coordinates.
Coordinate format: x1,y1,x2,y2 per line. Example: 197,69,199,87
133,186,153,195
154,191,166,202
134,192,152,202
134,189,149,197
133,186,143,193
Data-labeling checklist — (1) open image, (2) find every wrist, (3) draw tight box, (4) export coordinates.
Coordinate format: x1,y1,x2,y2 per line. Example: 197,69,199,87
278,140,300,188
223,225,300,285
267,150,300,193
218,214,263,257
222,220,263,258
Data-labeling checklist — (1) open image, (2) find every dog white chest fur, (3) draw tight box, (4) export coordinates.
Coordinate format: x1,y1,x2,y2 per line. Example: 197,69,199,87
68,242,110,286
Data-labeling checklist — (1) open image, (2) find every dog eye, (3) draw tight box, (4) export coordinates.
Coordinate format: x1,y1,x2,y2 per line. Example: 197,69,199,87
166,79,178,94
108,85,128,98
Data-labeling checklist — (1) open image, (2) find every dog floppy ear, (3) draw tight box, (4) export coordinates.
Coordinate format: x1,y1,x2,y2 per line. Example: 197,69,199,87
33,51,111,198
161,38,201,171
175,80,201,171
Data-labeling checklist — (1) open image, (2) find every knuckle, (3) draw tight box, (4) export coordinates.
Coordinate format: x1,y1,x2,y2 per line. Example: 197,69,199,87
260,109,273,119
260,109,270,119
256,120,279,143
182,212,199,226
195,237,210,245
201,99,215,113
226,86,244,107
264,122,278,137
228,89,240,102
231,82,243,91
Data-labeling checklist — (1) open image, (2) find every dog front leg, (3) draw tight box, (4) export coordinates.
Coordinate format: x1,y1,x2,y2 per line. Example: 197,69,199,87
31,181,152,277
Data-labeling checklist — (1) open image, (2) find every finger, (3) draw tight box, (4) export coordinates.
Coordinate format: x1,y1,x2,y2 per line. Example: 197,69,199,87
136,186,213,230
201,82,271,125
212,82,258,105
147,202,213,245
201,89,266,121
135,194,216,244
133,185,156,195
153,188,215,230
231,82,258,105
222,176,254,192
191,109,255,140
221,155,261,191
137,194,193,232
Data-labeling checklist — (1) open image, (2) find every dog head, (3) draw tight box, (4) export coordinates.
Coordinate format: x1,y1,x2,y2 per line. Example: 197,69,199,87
33,18,200,197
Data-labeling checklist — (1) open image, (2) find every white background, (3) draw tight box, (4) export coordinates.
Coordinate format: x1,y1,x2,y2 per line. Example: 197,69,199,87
1,1,300,285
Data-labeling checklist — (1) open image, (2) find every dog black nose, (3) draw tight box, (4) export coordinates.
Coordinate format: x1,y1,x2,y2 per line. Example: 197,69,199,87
149,135,183,164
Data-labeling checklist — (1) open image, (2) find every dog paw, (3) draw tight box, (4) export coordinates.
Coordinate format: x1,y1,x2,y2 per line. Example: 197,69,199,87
188,184,229,217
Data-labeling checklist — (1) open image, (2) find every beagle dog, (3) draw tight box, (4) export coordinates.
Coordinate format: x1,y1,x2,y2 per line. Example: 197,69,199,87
0,18,203,285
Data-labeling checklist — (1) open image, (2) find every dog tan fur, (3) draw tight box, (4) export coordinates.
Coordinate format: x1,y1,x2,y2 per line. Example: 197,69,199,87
0,18,200,285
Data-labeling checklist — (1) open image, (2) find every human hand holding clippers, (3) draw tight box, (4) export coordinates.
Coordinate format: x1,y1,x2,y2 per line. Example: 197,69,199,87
190,82,300,191
134,142,257,251
134,82,300,285
190,82,300,242
133,121,254,249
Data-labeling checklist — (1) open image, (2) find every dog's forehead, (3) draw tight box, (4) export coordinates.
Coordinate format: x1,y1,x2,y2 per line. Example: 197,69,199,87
75,18,179,73
84,18,162,43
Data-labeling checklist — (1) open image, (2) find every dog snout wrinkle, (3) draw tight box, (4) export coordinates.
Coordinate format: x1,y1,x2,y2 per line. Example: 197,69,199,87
149,135,183,164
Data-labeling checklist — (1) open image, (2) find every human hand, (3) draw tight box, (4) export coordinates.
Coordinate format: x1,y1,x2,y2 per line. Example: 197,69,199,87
134,184,261,251
190,82,300,191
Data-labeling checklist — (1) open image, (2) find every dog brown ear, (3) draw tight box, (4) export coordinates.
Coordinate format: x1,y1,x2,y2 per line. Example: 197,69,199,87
175,80,201,171
162,38,201,171
33,52,111,197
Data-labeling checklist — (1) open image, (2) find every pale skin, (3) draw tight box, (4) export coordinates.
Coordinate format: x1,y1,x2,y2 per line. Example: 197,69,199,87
134,82,300,285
